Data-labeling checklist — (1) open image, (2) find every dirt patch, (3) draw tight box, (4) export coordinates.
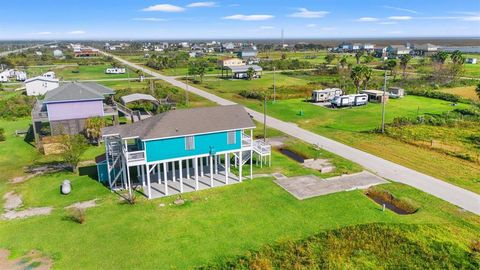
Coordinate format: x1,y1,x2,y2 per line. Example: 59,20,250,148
265,136,288,148
3,192,22,211
303,159,336,173
0,249,52,270
2,207,53,220
65,199,98,210
10,163,70,184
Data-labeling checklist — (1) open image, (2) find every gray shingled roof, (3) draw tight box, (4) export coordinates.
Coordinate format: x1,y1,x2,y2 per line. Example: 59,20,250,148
226,65,262,73
102,105,255,140
44,82,115,103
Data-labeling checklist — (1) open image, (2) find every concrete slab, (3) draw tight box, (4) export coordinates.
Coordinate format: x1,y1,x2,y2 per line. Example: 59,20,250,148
274,171,388,200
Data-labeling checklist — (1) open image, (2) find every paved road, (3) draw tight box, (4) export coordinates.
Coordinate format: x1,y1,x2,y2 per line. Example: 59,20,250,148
103,50,480,215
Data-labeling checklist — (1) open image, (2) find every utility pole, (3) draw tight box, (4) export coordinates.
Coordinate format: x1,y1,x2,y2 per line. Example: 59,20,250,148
273,66,276,103
185,71,189,106
263,94,267,142
381,69,387,133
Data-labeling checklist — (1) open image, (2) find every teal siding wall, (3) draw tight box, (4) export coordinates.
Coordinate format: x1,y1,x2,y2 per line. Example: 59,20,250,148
145,130,241,162
96,161,109,184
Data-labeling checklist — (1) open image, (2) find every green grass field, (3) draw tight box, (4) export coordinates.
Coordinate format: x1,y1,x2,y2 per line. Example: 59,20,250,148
24,64,145,81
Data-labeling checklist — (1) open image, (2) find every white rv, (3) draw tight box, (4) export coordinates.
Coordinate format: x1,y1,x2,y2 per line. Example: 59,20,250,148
105,67,126,74
0,70,9,82
42,71,56,79
312,88,342,102
331,94,368,108
15,71,27,81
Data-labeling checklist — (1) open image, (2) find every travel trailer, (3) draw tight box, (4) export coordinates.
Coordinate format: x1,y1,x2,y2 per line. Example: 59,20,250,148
311,88,342,102
331,94,368,108
105,67,126,74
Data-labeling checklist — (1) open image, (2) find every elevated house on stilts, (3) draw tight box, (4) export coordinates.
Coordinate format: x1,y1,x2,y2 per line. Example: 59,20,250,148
97,105,271,199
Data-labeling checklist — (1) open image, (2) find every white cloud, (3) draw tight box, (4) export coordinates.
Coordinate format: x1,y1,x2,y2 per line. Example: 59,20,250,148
222,14,274,21
357,17,379,22
290,8,329,18
187,2,216,8
33,31,52,35
133,18,165,21
306,24,317,28
321,27,336,31
463,16,480,21
388,16,412,20
382,6,418,14
142,4,185,12
388,30,403,34
259,26,275,29
378,21,397,25
68,30,86,35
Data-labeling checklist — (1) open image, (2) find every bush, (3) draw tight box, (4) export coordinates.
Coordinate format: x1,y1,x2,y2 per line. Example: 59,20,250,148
67,207,86,224
0,94,35,119
0,128,5,141
365,189,419,214
239,90,265,100
406,89,461,102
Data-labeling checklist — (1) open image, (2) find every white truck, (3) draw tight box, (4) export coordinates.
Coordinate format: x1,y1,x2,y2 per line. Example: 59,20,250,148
105,67,126,74
331,94,368,108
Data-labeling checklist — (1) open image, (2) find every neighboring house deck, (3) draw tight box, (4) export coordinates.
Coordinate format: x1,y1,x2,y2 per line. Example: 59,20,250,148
98,105,272,199
31,82,118,143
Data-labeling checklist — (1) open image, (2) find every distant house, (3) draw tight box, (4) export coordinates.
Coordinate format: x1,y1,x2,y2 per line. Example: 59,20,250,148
98,105,271,199
222,42,235,51
352,43,362,51
413,43,438,56
15,71,27,81
43,71,56,79
387,45,410,57
25,76,60,96
237,48,258,60
31,82,118,143
0,70,10,82
222,65,263,79
217,58,245,68
74,47,100,57
466,58,477,64
53,49,64,58
362,43,375,51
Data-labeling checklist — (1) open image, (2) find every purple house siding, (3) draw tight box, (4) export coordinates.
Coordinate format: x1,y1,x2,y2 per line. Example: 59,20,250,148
47,100,104,121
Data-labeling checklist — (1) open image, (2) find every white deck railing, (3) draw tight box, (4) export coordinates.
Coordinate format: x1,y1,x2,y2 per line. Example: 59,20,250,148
126,150,146,162
242,133,252,147
253,140,271,155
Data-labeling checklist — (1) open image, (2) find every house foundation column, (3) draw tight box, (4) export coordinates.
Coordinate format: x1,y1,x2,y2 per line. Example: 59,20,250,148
163,163,168,196
179,160,183,193
172,161,176,182
194,157,199,190
224,153,229,184
239,151,243,182
157,164,161,183
200,157,204,177
145,164,151,199
186,159,190,179
209,155,214,187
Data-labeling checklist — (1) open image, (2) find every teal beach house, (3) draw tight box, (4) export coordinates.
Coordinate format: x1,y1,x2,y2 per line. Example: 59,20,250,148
98,105,271,199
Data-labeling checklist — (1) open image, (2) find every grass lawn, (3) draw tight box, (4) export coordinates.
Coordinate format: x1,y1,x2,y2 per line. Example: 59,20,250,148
24,64,145,81
0,113,479,268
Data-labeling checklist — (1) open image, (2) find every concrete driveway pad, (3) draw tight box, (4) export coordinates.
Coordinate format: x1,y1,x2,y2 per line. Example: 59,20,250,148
275,171,388,200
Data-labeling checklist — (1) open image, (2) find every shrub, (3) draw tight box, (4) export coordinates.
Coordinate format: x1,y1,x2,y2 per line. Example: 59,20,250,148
0,128,5,141
67,207,86,224
406,89,461,102
365,189,419,214
239,90,265,100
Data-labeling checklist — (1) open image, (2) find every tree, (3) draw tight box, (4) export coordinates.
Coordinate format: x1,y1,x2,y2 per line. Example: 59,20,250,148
246,67,255,80
339,55,348,69
85,117,105,146
363,54,374,64
432,51,449,65
59,134,88,173
399,54,412,80
324,54,336,65
350,65,365,94
362,66,373,90
476,83,480,100
355,50,364,65
450,50,465,81
384,59,398,79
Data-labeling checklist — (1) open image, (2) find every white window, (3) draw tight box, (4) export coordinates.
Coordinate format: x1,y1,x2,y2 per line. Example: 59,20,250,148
185,136,195,150
227,131,236,145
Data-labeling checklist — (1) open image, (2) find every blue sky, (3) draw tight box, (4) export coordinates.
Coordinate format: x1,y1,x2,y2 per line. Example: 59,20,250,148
1,0,479,40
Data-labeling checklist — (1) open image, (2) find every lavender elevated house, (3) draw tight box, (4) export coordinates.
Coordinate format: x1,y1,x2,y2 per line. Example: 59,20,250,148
31,82,118,143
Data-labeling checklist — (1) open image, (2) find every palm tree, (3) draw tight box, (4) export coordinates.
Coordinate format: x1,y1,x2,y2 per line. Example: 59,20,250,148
362,66,373,90
355,50,364,65
339,55,348,69
432,51,448,65
350,65,365,94
399,54,412,80
246,67,255,80
85,117,105,146
450,50,464,65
